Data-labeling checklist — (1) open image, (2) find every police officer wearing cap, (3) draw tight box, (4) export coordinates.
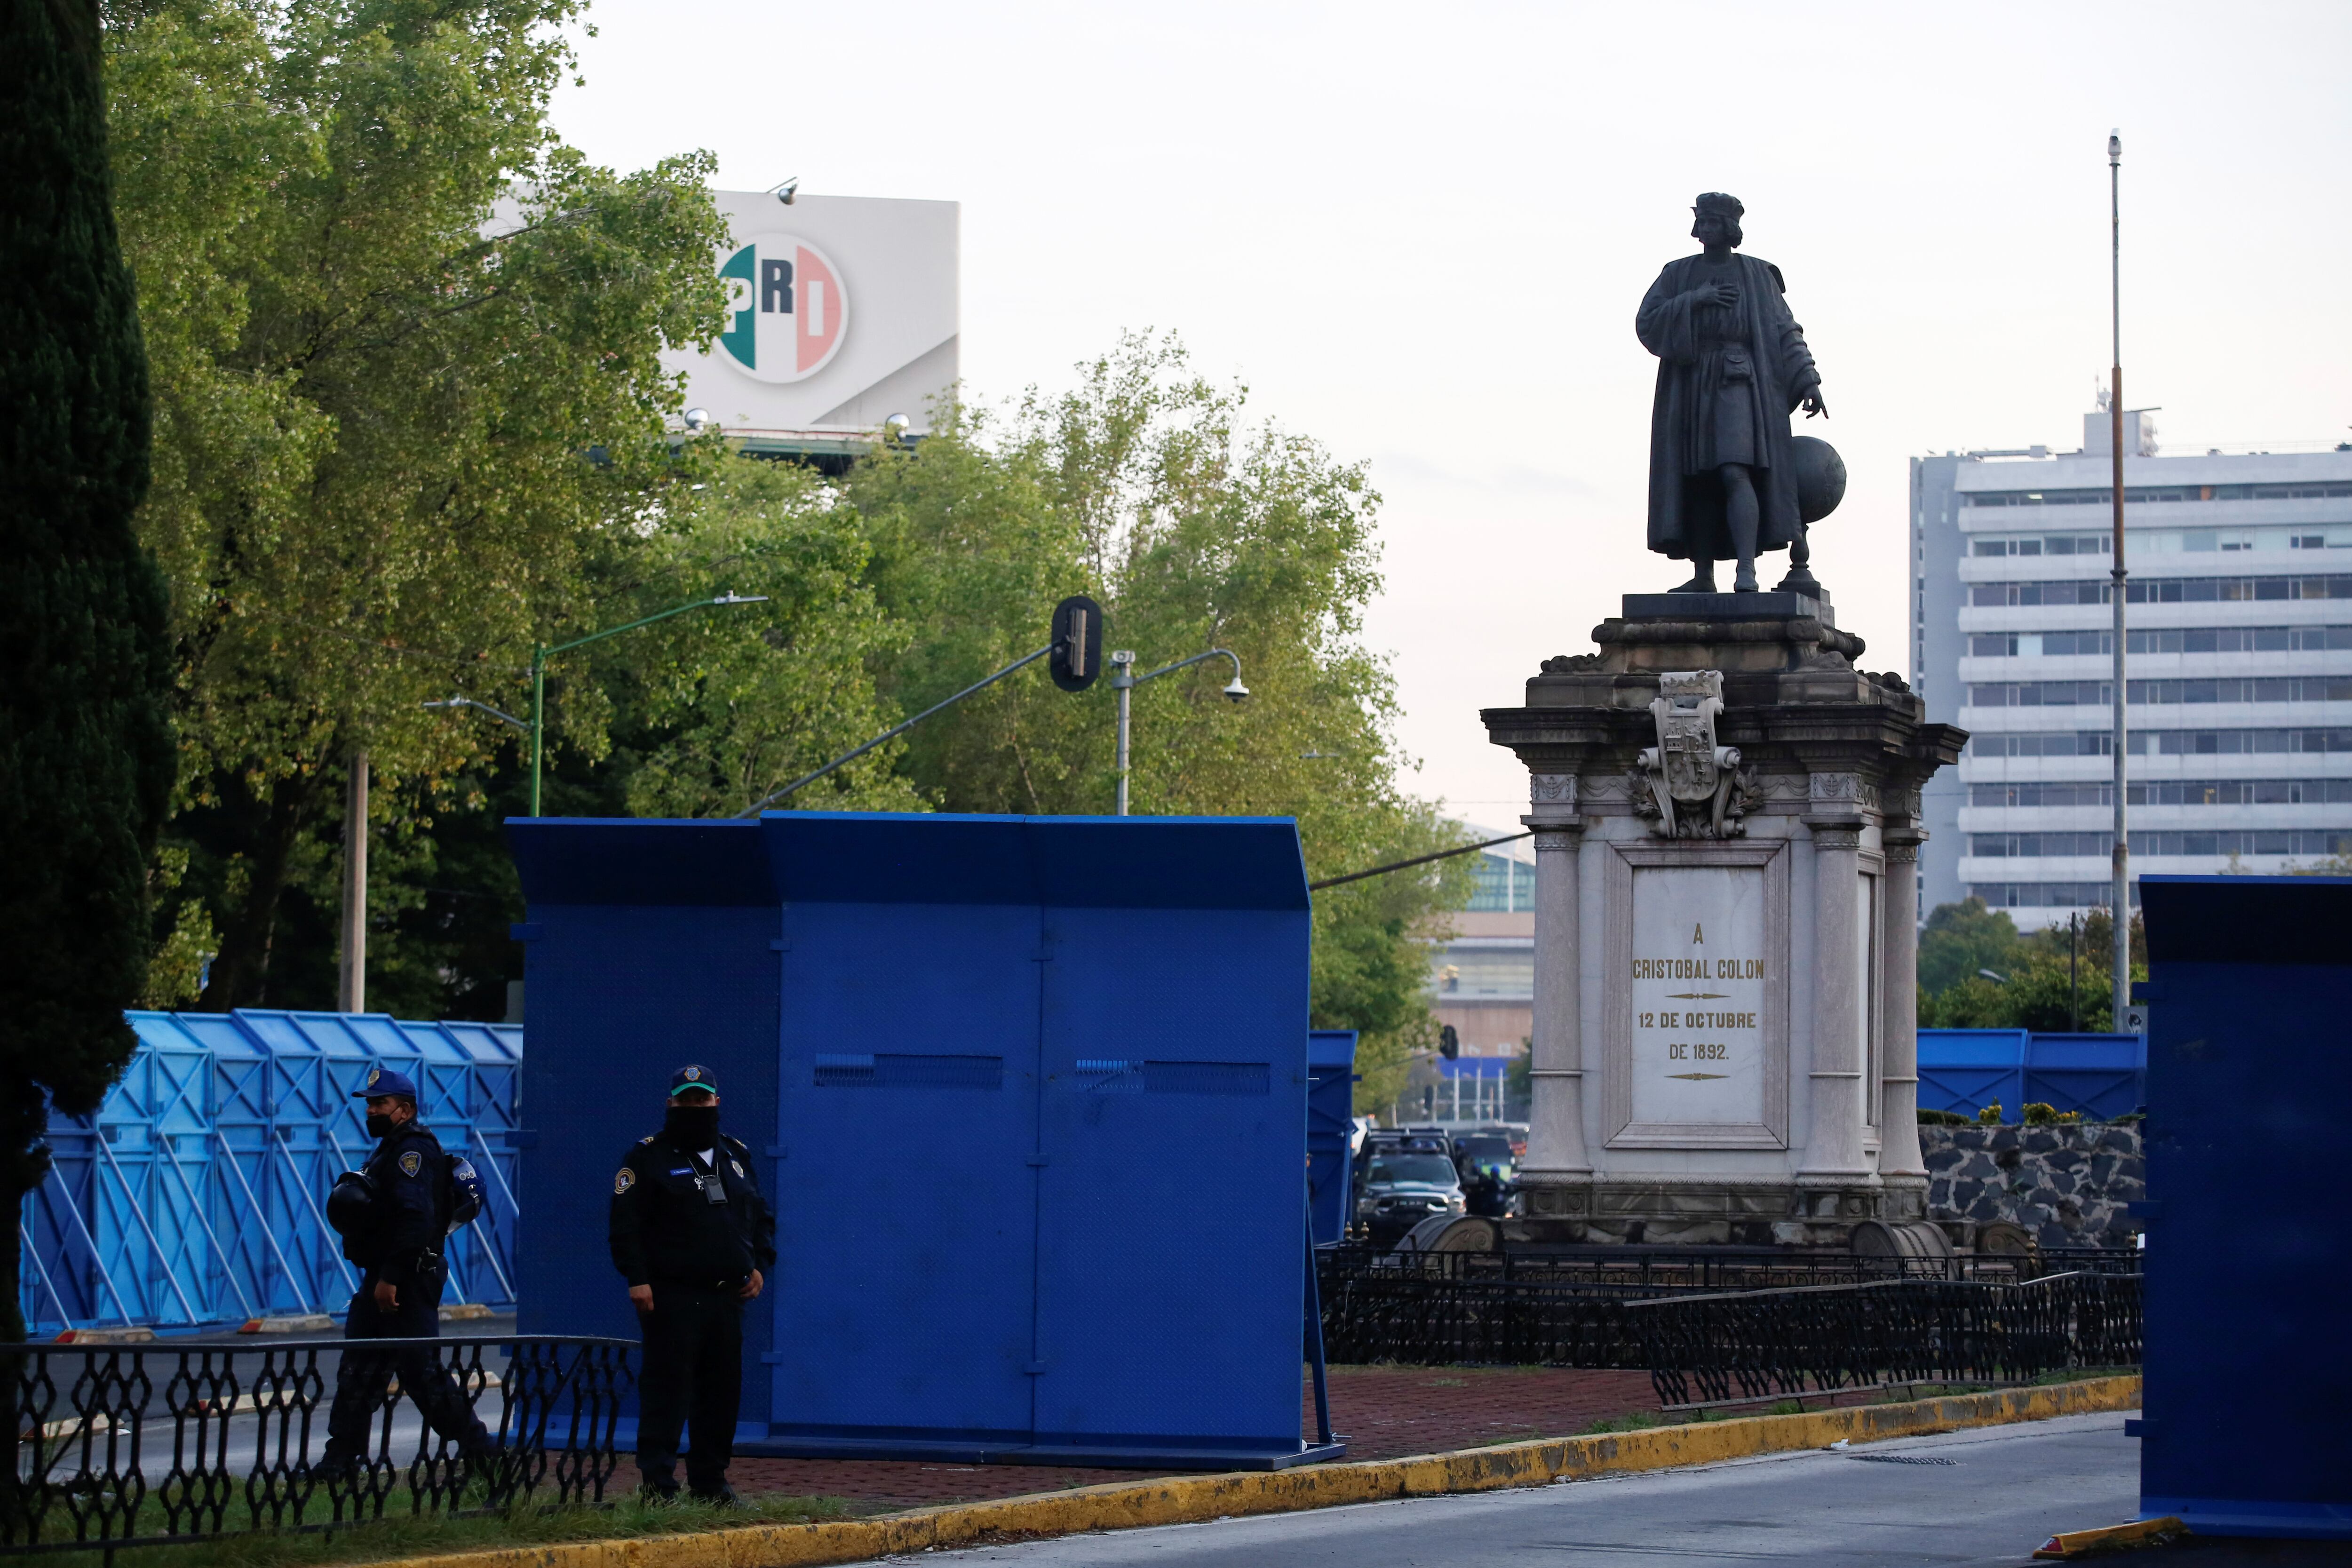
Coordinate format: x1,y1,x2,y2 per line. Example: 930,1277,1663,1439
315,1067,493,1482
609,1065,775,1504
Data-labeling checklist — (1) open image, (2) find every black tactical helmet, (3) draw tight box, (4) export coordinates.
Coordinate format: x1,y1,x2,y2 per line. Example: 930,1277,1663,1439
326,1169,380,1237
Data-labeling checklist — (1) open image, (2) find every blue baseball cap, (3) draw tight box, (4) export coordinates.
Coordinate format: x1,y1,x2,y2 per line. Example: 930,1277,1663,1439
355,1066,420,1100
669,1064,720,1097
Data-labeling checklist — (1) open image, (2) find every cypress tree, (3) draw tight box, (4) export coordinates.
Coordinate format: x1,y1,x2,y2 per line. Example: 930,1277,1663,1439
0,0,175,1349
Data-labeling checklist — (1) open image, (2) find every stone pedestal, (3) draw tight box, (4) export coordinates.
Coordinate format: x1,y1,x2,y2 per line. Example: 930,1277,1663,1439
1482,592,1963,1247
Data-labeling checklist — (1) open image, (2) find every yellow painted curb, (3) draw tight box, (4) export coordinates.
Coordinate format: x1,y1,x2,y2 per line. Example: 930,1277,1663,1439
389,1375,2141,1568
2034,1513,2186,1559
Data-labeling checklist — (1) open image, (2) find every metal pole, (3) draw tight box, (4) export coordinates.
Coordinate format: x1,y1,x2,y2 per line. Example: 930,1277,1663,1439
525,594,768,818
2108,130,2132,1030
528,647,547,818
1111,651,1135,815
737,645,1054,816
1107,647,1245,817
338,749,368,1013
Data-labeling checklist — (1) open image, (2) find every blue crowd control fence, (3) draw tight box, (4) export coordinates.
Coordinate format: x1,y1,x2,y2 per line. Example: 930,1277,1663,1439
19,1011,521,1336
1917,1030,2145,1121
1306,1031,1357,1246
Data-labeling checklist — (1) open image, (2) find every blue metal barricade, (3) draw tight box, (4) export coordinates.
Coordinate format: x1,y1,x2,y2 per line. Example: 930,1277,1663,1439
19,1010,524,1335
1918,1030,2143,1121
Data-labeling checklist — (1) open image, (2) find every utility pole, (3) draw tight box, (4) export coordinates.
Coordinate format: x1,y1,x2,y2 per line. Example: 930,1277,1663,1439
2107,130,2132,1030
1106,647,1249,816
338,750,368,1012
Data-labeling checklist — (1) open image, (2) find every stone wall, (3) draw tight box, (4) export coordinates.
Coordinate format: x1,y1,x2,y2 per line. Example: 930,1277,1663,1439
1921,1123,2144,1248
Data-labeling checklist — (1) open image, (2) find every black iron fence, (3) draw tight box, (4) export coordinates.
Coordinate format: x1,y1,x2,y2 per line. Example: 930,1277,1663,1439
0,1335,633,1556
1632,1272,2143,1408
1315,1247,2142,1398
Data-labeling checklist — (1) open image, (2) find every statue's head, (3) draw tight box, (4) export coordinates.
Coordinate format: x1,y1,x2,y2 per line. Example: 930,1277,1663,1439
1691,191,1744,249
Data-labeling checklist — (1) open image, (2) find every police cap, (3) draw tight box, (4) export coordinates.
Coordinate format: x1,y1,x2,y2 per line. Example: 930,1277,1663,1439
668,1064,719,1097
355,1066,420,1101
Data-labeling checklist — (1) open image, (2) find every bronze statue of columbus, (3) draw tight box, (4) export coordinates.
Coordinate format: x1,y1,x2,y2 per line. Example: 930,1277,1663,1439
1637,192,1828,594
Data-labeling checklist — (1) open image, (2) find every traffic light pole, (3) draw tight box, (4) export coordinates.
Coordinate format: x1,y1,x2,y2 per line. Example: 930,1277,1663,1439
736,645,1054,816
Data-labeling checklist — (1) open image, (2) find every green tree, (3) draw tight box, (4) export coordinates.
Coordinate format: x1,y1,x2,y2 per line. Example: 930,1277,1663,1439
0,0,176,1358
1918,905,2145,1031
862,339,1472,1098
1917,896,2028,995
104,0,732,1008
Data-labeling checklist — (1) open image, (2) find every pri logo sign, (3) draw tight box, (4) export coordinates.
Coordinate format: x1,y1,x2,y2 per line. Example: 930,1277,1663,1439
716,233,847,383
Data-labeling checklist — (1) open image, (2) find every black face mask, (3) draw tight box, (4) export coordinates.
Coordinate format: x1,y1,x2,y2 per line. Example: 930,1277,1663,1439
665,1104,720,1147
366,1112,398,1140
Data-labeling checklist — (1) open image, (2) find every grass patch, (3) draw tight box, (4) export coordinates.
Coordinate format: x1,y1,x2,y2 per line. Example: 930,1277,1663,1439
1419,1377,1469,1388
19,1488,856,1568
1580,1411,1664,1435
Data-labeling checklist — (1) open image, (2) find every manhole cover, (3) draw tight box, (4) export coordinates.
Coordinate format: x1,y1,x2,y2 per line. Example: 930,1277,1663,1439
1849,1453,1957,1466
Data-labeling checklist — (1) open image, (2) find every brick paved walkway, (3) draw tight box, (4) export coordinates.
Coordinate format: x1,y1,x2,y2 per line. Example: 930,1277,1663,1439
726,1366,1664,1511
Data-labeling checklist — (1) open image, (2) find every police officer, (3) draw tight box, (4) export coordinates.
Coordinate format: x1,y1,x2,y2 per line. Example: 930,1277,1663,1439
315,1067,494,1482
609,1065,775,1504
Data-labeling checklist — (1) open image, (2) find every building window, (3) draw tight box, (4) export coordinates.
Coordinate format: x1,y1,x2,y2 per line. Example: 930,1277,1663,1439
1467,853,1534,912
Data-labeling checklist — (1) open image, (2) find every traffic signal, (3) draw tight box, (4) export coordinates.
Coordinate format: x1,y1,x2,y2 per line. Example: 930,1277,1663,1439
1049,595,1103,692
1438,1025,1459,1060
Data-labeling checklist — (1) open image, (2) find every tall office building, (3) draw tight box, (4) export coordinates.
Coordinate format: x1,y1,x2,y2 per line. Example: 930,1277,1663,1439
1912,410,2352,931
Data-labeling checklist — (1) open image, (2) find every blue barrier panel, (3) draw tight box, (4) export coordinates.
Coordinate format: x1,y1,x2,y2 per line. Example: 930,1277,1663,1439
1306,1032,1357,1246
510,811,1336,1470
2022,1033,2144,1121
2138,874,2352,1540
20,1010,523,1335
1918,1031,2144,1121
1916,1029,2026,1119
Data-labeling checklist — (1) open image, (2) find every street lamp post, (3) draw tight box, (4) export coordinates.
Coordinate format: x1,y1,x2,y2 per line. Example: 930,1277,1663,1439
2107,130,2132,1029
1107,648,1248,816
521,593,766,816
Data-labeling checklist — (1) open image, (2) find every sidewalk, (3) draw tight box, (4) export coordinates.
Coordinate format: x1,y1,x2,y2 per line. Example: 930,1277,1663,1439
728,1367,1663,1510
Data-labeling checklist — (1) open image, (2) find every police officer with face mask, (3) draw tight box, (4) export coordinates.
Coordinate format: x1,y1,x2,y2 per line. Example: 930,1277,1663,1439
314,1068,494,1483
609,1065,775,1504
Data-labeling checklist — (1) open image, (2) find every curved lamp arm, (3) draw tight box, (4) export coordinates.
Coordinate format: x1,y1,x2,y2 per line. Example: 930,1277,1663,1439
423,696,529,732
1125,647,1248,698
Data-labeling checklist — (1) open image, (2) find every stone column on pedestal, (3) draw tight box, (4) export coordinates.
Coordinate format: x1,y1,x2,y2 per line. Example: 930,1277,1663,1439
1520,774,1591,1217
1877,822,1929,1218
1797,774,1875,1214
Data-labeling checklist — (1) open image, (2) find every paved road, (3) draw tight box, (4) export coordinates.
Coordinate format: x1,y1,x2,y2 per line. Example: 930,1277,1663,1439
924,1411,2141,1568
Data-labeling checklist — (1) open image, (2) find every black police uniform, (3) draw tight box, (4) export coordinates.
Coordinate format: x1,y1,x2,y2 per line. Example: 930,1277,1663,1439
318,1112,492,1475
608,1108,776,1498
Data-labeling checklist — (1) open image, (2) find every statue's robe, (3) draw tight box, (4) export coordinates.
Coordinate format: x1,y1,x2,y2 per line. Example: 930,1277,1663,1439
1636,253,1820,563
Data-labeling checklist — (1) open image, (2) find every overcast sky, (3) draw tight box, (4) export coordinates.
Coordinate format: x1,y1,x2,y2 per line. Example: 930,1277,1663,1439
550,1,2352,822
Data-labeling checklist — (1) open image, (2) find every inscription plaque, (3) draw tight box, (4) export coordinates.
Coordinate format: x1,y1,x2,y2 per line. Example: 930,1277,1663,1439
1629,864,1767,1128
1603,839,1789,1149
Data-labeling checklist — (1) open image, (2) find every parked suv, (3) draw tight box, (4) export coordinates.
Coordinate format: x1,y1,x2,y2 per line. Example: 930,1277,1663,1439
1354,1146,1466,1246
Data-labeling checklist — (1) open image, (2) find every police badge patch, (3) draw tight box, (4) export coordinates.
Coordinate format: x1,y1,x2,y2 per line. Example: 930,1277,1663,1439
614,1168,635,1195
399,1150,422,1177
731,1160,744,1178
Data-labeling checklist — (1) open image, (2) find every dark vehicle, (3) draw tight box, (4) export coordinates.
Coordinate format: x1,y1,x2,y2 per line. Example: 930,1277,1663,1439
1451,1130,1519,1219
1470,1122,1529,1161
1354,1148,1465,1246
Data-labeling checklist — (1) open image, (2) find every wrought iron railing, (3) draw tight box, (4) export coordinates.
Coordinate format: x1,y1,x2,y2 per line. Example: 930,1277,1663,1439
1630,1271,2142,1408
1314,1247,2143,1383
0,1336,631,1556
